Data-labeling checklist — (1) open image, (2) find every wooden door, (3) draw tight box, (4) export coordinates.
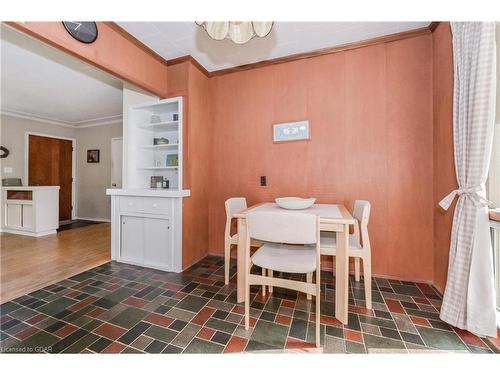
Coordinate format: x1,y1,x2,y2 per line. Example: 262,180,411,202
28,135,73,222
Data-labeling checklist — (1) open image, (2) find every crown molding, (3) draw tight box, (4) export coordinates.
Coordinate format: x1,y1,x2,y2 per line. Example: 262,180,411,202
428,22,441,32
207,26,432,77
1,108,122,128
167,55,210,78
167,24,437,77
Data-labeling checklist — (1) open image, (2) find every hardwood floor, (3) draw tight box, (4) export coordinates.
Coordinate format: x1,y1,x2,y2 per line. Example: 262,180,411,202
0,223,111,303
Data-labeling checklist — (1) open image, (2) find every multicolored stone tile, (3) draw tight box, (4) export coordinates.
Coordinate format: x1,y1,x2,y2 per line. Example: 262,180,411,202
0,256,497,354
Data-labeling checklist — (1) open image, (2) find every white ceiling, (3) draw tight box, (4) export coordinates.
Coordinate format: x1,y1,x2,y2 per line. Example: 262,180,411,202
0,25,123,127
118,22,431,72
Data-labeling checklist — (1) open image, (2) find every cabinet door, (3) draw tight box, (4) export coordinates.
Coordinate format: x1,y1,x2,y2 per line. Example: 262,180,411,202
120,216,144,263
6,204,22,227
22,205,34,229
143,217,172,269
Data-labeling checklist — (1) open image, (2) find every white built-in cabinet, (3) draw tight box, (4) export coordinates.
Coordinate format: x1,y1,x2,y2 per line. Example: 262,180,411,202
1,186,59,236
127,96,184,190
121,214,172,269
107,96,190,273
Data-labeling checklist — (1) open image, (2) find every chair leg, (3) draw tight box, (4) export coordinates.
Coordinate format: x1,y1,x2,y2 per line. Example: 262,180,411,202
224,242,230,285
363,257,372,310
245,274,250,330
261,268,266,296
354,258,360,282
315,271,321,348
306,273,312,300
268,269,273,293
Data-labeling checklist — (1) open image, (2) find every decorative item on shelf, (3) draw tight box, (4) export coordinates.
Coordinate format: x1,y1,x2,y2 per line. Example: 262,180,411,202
154,159,162,167
150,176,163,189
153,137,169,145
195,22,273,44
2,178,22,187
172,113,179,121
150,114,161,124
162,179,169,189
273,120,310,142
166,154,179,167
0,146,10,158
87,149,100,163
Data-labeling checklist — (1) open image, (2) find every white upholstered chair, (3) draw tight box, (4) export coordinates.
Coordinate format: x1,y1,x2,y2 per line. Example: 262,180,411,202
320,200,372,309
224,198,263,285
244,210,322,347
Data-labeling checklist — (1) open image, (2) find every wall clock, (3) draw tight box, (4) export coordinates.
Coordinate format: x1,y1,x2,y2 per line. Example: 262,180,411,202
62,22,98,43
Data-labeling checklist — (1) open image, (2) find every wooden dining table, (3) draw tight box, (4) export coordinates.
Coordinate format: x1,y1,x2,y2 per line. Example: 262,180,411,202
234,202,356,325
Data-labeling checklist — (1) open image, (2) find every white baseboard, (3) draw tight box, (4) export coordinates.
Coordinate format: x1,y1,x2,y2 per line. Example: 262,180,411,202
74,217,111,223
1,228,56,237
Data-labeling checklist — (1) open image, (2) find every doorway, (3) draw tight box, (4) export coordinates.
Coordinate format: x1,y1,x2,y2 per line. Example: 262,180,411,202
111,137,123,188
26,133,75,222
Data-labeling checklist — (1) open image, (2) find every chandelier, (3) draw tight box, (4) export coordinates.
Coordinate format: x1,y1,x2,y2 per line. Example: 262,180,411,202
195,22,274,44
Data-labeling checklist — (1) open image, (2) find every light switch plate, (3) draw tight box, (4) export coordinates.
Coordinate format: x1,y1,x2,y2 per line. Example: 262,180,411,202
3,167,13,174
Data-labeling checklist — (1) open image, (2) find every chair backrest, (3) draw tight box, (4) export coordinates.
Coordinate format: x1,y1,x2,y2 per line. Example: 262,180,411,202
225,197,247,219
352,200,371,249
225,198,248,239
247,211,318,244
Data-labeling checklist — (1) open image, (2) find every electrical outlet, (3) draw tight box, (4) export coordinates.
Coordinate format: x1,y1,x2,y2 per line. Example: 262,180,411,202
260,176,267,186
3,166,13,174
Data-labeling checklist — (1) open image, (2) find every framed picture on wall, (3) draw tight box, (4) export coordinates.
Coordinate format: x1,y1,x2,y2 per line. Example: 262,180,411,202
87,149,100,163
273,120,310,142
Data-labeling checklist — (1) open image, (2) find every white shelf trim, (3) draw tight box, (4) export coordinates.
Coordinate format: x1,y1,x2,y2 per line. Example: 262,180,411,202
140,143,179,150
137,166,179,170
139,121,178,131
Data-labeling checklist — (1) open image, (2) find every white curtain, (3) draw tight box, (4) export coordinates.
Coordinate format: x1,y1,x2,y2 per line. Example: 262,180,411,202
438,22,497,337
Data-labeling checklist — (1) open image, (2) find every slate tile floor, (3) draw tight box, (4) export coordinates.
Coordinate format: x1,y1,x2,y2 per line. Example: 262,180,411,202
1,255,498,354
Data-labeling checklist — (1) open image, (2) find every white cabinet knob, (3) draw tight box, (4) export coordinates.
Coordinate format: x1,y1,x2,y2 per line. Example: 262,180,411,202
128,202,133,206
152,203,158,208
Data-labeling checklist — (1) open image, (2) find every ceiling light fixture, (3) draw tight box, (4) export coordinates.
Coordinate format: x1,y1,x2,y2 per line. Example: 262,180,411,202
195,21,274,44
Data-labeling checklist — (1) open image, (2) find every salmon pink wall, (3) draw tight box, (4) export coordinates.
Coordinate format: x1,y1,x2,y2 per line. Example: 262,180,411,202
167,61,212,268
7,22,168,97
11,21,456,285
432,23,455,294
208,34,435,282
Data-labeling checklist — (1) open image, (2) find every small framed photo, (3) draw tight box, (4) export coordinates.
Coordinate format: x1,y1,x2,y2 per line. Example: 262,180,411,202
273,120,310,143
87,149,100,163
166,154,179,167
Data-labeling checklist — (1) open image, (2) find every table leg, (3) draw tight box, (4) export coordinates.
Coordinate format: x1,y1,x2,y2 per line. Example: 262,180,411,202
335,224,349,324
237,216,247,303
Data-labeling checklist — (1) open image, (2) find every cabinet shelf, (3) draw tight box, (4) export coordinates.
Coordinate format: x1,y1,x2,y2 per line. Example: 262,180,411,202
140,144,179,150
139,121,178,132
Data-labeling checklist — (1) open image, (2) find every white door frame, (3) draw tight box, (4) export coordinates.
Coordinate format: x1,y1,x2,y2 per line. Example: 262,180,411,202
110,136,123,188
24,131,77,221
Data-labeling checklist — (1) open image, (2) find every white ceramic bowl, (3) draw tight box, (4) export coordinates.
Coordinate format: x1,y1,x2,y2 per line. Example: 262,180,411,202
275,197,316,210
